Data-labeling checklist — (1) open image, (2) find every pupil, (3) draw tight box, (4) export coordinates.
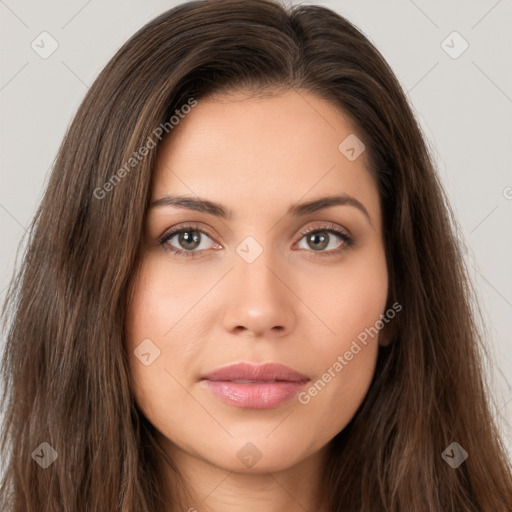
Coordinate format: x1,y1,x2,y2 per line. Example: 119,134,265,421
180,230,200,250
309,232,328,250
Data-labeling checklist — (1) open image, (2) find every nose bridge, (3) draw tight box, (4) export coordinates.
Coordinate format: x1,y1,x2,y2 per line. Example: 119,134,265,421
236,244,280,295
222,235,295,335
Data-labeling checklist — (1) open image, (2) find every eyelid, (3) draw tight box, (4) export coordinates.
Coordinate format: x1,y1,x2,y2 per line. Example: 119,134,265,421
296,221,352,242
159,221,217,245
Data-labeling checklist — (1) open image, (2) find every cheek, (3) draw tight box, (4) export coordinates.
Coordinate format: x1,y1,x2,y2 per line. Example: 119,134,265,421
124,256,206,361
298,241,388,351
294,247,387,432
124,258,211,421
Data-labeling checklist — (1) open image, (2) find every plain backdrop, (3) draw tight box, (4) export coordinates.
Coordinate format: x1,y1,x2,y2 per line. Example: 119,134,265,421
1,0,511,462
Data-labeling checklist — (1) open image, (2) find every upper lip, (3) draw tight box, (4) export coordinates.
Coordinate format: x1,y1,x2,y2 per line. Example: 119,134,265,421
201,362,310,382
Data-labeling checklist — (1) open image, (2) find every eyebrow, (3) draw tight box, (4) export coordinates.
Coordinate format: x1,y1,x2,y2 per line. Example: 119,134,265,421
149,193,371,224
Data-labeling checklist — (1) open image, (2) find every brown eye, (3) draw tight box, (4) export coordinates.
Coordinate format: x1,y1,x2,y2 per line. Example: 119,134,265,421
172,229,202,250
296,224,353,255
304,230,330,251
159,224,218,258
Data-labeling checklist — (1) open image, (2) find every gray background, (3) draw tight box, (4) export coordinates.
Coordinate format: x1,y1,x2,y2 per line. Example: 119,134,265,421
1,0,511,460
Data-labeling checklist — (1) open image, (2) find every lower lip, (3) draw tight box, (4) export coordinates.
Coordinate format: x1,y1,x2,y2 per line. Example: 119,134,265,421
202,380,308,409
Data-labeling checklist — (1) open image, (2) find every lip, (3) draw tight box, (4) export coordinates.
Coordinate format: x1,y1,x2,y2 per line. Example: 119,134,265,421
200,362,310,409
201,362,309,382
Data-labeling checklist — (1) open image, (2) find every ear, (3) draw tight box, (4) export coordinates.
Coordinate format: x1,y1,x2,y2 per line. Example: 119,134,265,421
378,325,392,347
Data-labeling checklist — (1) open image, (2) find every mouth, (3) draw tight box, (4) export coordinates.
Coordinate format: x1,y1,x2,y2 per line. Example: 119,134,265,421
229,379,297,383
201,361,309,382
200,362,310,409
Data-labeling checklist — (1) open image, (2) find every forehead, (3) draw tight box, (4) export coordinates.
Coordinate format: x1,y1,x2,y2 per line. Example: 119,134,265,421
151,89,380,226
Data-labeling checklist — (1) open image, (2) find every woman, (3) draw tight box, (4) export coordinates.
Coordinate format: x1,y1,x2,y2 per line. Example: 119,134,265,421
1,0,511,510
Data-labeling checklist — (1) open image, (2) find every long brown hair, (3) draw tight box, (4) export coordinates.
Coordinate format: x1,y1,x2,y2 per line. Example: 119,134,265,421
1,1,511,510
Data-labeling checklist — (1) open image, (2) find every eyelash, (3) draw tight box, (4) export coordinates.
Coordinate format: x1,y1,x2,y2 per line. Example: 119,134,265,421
158,222,354,259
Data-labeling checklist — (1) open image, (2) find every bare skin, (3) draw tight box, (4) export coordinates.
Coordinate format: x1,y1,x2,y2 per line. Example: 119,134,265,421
125,88,389,512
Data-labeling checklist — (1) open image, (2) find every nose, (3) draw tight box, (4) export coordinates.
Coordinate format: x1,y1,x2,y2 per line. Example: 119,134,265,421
221,250,296,338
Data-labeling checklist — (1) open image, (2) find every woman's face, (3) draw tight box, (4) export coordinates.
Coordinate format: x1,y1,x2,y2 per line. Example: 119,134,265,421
125,89,388,474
